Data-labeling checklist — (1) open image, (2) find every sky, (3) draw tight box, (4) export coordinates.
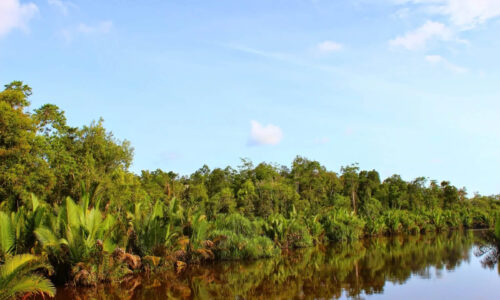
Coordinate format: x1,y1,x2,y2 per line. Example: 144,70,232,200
0,0,499,195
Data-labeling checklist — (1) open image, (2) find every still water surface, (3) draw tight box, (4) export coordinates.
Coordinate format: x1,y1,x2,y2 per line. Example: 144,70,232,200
56,230,500,299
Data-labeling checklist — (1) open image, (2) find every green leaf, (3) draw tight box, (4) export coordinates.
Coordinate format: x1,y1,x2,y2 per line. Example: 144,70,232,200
0,212,15,255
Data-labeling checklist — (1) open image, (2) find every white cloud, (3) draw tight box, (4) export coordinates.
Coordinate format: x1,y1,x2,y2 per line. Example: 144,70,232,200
249,120,283,146
48,0,75,16
77,21,113,34
397,0,500,29
425,54,467,73
316,41,343,53
0,0,38,37
443,0,500,28
389,20,452,50
389,0,500,51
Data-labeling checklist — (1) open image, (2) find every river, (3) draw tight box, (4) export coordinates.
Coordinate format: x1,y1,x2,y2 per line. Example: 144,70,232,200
54,230,500,299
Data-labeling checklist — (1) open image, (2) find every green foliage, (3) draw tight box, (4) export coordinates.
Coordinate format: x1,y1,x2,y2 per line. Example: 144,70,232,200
210,230,277,260
236,180,256,216
0,212,14,257
35,196,117,264
305,215,324,244
365,216,387,236
215,213,256,237
0,254,55,300
470,208,493,228
207,213,279,260
321,209,365,242
382,210,421,234
1,80,500,291
495,217,500,241
0,82,52,208
211,187,236,215
126,198,182,256
0,195,50,258
262,213,313,249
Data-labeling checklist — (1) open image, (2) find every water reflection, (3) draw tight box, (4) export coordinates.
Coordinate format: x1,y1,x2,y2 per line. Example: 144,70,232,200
474,231,500,273
56,230,499,300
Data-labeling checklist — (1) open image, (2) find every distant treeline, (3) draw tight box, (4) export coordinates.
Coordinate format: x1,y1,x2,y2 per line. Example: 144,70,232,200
1,81,499,297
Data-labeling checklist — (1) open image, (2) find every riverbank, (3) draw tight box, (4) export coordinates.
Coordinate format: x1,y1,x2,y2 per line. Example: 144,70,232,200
2,193,498,295
2,82,500,299
50,230,500,300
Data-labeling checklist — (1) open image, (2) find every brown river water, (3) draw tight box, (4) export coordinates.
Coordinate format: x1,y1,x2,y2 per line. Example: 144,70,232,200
53,230,500,299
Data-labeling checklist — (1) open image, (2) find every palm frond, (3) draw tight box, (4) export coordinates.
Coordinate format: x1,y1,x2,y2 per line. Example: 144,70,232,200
0,254,53,291
30,194,40,212
34,226,63,249
151,200,164,220
1,274,55,300
0,212,15,256
65,197,82,229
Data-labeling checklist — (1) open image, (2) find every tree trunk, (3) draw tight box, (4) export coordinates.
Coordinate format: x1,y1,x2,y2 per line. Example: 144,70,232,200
351,188,357,214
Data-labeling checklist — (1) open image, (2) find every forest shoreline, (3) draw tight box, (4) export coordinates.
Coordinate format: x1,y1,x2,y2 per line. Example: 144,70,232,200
1,81,499,299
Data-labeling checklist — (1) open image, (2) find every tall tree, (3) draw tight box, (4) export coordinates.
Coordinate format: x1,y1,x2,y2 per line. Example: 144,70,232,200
0,82,53,208
341,164,360,214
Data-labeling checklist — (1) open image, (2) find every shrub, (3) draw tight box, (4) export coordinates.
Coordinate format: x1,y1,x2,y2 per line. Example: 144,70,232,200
470,208,493,228
209,230,277,260
320,209,365,242
262,214,313,249
365,216,387,236
305,215,324,244
214,213,256,237
285,221,313,248
383,210,402,234
442,210,461,229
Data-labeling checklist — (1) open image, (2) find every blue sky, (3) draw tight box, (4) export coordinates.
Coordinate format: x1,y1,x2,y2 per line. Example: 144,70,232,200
1,0,499,195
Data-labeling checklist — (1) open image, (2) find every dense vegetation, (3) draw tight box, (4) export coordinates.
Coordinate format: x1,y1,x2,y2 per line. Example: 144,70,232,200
56,231,490,299
1,81,499,297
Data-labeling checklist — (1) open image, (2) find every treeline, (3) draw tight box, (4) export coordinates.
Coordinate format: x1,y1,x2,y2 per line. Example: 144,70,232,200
1,81,499,297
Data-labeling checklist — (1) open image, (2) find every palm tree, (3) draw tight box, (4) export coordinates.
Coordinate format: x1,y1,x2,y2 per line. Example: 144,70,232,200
0,194,50,259
35,196,117,264
126,197,183,256
0,254,55,300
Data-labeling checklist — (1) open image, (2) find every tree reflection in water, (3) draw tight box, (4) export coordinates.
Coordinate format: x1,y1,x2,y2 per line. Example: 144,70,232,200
474,231,500,274
55,230,497,300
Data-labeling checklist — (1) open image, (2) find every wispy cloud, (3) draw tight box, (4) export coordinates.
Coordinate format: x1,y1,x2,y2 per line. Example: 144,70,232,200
392,7,410,19
425,54,467,73
225,43,445,103
225,44,345,74
47,0,76,16
248,120,283,146
315,40,343,54
397,0,500,29
390,0,500,50
389,20,452,50
226,44,297,63
0,0,38,37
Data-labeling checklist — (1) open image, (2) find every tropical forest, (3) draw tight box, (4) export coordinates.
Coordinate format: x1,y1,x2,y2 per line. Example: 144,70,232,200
1,81,500,299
